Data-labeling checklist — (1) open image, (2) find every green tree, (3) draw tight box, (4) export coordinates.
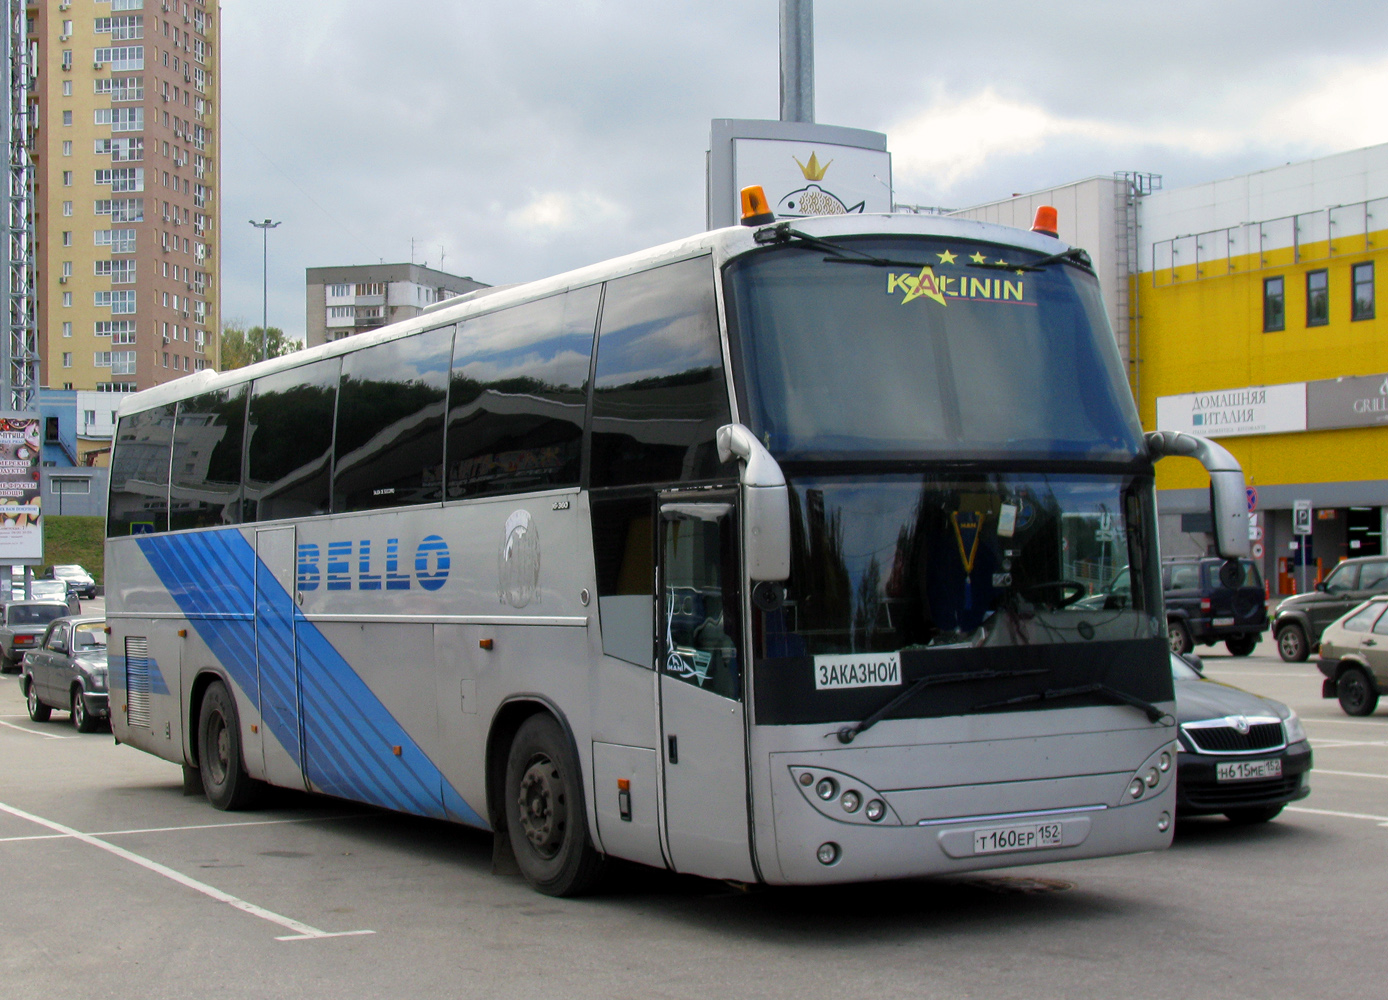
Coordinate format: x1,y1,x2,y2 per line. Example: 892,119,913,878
220,320,298,371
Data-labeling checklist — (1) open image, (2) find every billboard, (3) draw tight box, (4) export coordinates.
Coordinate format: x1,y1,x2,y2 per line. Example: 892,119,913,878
707,119,891,230
1155,383,1306,438
0,415,43,562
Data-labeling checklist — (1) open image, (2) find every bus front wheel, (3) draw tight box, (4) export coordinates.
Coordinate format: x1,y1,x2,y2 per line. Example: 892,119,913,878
197,680,262,810
504,714,605,896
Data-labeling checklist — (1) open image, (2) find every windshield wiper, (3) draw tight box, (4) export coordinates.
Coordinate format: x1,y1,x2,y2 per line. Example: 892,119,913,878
833,667,1048,744
753,223,927,269
971,682,1172,724
967,247,1092,272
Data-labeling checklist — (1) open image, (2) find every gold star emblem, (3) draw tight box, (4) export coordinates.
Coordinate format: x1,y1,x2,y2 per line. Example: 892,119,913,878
969,251,987,264
1015,269,1027,276
994,259,1007,266
937,250,957,265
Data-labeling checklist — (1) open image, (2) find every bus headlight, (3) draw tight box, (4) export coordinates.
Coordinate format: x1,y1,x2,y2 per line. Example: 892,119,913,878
789,767,900,826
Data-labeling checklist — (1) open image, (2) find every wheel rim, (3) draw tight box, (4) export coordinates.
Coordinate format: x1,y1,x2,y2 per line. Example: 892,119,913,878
206,711,230,785
1168,627,1184,653
26,683,37,716
1280,629,1302,658
72,694,84,728
516,753,567,860
1344,675,1369,712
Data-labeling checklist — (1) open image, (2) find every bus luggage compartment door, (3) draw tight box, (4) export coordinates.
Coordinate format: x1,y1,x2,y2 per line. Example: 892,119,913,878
657,498,755,881
255,526,304,789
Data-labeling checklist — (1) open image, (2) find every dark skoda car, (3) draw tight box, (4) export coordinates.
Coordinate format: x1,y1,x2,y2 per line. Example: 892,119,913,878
1172,653,1312,823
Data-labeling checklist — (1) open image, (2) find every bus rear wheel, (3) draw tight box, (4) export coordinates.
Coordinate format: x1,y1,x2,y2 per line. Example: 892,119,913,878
197,680,262,810
504,714,604,896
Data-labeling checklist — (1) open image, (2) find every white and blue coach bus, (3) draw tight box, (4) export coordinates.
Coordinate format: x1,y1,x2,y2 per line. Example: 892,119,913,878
106,202,1250,895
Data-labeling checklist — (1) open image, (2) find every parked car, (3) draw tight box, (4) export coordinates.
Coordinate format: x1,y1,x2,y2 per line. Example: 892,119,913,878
1315,595,1388,715
1163,557,1268,657
1273,555,1388,662
0,601,71,672
21,617,109,732
11,578,80,612
1173,652,1312,823
48,564,97,600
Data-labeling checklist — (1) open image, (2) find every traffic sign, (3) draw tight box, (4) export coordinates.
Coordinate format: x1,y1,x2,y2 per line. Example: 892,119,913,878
1293,500,1313,536
1252,541,1264,558
1246,486,1258,512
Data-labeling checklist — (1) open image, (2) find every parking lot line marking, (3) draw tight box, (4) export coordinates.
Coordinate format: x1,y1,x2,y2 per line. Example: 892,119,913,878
1311,769,1388,780
0,801,375,942
1304,718,1388,727
0,815,370,844
1287,805,1388,825
1309,739,1388,748
0,719,77,739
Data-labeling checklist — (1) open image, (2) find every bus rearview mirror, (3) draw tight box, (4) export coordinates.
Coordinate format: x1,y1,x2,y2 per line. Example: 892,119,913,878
717,424,791,582
1145,430,1251,561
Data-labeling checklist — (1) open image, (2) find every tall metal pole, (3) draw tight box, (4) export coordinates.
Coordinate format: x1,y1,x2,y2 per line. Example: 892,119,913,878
779,0,814,123
248,218,280,362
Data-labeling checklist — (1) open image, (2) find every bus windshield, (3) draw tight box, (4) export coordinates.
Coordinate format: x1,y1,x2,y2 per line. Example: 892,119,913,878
724,237,1144,462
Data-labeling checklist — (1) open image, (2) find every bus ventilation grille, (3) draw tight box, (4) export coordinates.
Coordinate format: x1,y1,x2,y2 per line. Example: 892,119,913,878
125,636,152,728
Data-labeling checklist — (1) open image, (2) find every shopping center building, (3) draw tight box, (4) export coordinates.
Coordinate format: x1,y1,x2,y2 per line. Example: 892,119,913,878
953,144,1388,593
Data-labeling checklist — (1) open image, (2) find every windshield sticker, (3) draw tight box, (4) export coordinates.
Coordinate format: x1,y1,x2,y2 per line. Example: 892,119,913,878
998,503,1018,538
886,254,1030,308
813,651,902,691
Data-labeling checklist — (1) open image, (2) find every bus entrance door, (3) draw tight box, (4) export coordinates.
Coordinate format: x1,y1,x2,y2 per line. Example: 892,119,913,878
657,498,756,881
254,526,305,790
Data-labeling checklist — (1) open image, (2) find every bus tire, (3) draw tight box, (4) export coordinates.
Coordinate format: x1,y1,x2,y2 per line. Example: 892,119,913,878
197,680,262,810
504,713,604,896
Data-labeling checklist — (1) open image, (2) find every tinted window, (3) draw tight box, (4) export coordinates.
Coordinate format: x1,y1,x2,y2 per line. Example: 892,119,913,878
245,357,340,521
169,385,247,531
7,604,66,625
335,327,452,511
591,257,733,487
446,288,598,499
1167,564,1199,590
107,404,174,536
1361,561,1388,591
725,239,1144,462
1326,563,1360,593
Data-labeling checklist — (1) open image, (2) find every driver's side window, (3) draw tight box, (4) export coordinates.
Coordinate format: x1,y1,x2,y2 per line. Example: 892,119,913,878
1328,565,1361,593
47,624,68,652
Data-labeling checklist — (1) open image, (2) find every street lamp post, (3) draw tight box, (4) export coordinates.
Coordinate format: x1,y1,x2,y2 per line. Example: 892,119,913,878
248,218,281,362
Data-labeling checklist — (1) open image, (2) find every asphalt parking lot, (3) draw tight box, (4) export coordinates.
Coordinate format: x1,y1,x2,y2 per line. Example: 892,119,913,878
3,633,1388,999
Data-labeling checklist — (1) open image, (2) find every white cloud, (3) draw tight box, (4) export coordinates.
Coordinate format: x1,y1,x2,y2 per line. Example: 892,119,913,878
507,191,629,235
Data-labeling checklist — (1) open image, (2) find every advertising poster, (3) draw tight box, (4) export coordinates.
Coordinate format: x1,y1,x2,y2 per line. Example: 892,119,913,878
733,138,892,221
0,416,43,562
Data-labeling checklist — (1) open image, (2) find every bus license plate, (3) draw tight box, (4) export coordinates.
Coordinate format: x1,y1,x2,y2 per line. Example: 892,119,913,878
1216,759,1282,781
973,822,1063,855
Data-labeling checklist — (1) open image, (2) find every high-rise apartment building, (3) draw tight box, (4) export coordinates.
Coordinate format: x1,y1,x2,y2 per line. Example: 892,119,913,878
27,0,219,396
305,264,487,348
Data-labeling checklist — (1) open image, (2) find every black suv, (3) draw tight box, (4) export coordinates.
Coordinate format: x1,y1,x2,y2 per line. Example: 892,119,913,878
1163,557,1268,656
1272,555,1388,662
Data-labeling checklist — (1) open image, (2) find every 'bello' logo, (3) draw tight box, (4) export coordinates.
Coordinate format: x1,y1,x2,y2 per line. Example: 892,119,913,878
296,535,450,593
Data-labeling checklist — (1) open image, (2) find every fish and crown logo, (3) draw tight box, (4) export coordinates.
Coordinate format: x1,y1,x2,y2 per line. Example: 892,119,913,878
776,150,866,218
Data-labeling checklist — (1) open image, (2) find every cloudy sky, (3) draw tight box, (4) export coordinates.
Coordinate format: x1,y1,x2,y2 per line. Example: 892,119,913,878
219,0,1388,342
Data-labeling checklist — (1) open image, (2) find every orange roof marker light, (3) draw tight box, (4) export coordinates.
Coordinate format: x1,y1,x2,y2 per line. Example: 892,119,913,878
741,185,776,227
1031,205,1059,239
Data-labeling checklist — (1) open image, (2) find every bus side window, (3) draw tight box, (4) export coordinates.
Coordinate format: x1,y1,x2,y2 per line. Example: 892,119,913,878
244,357,340,521
589,256,735,488
107,404,175,536
592,497,654,667
169,384,247,530
334,325,453,512
446,286,599,500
